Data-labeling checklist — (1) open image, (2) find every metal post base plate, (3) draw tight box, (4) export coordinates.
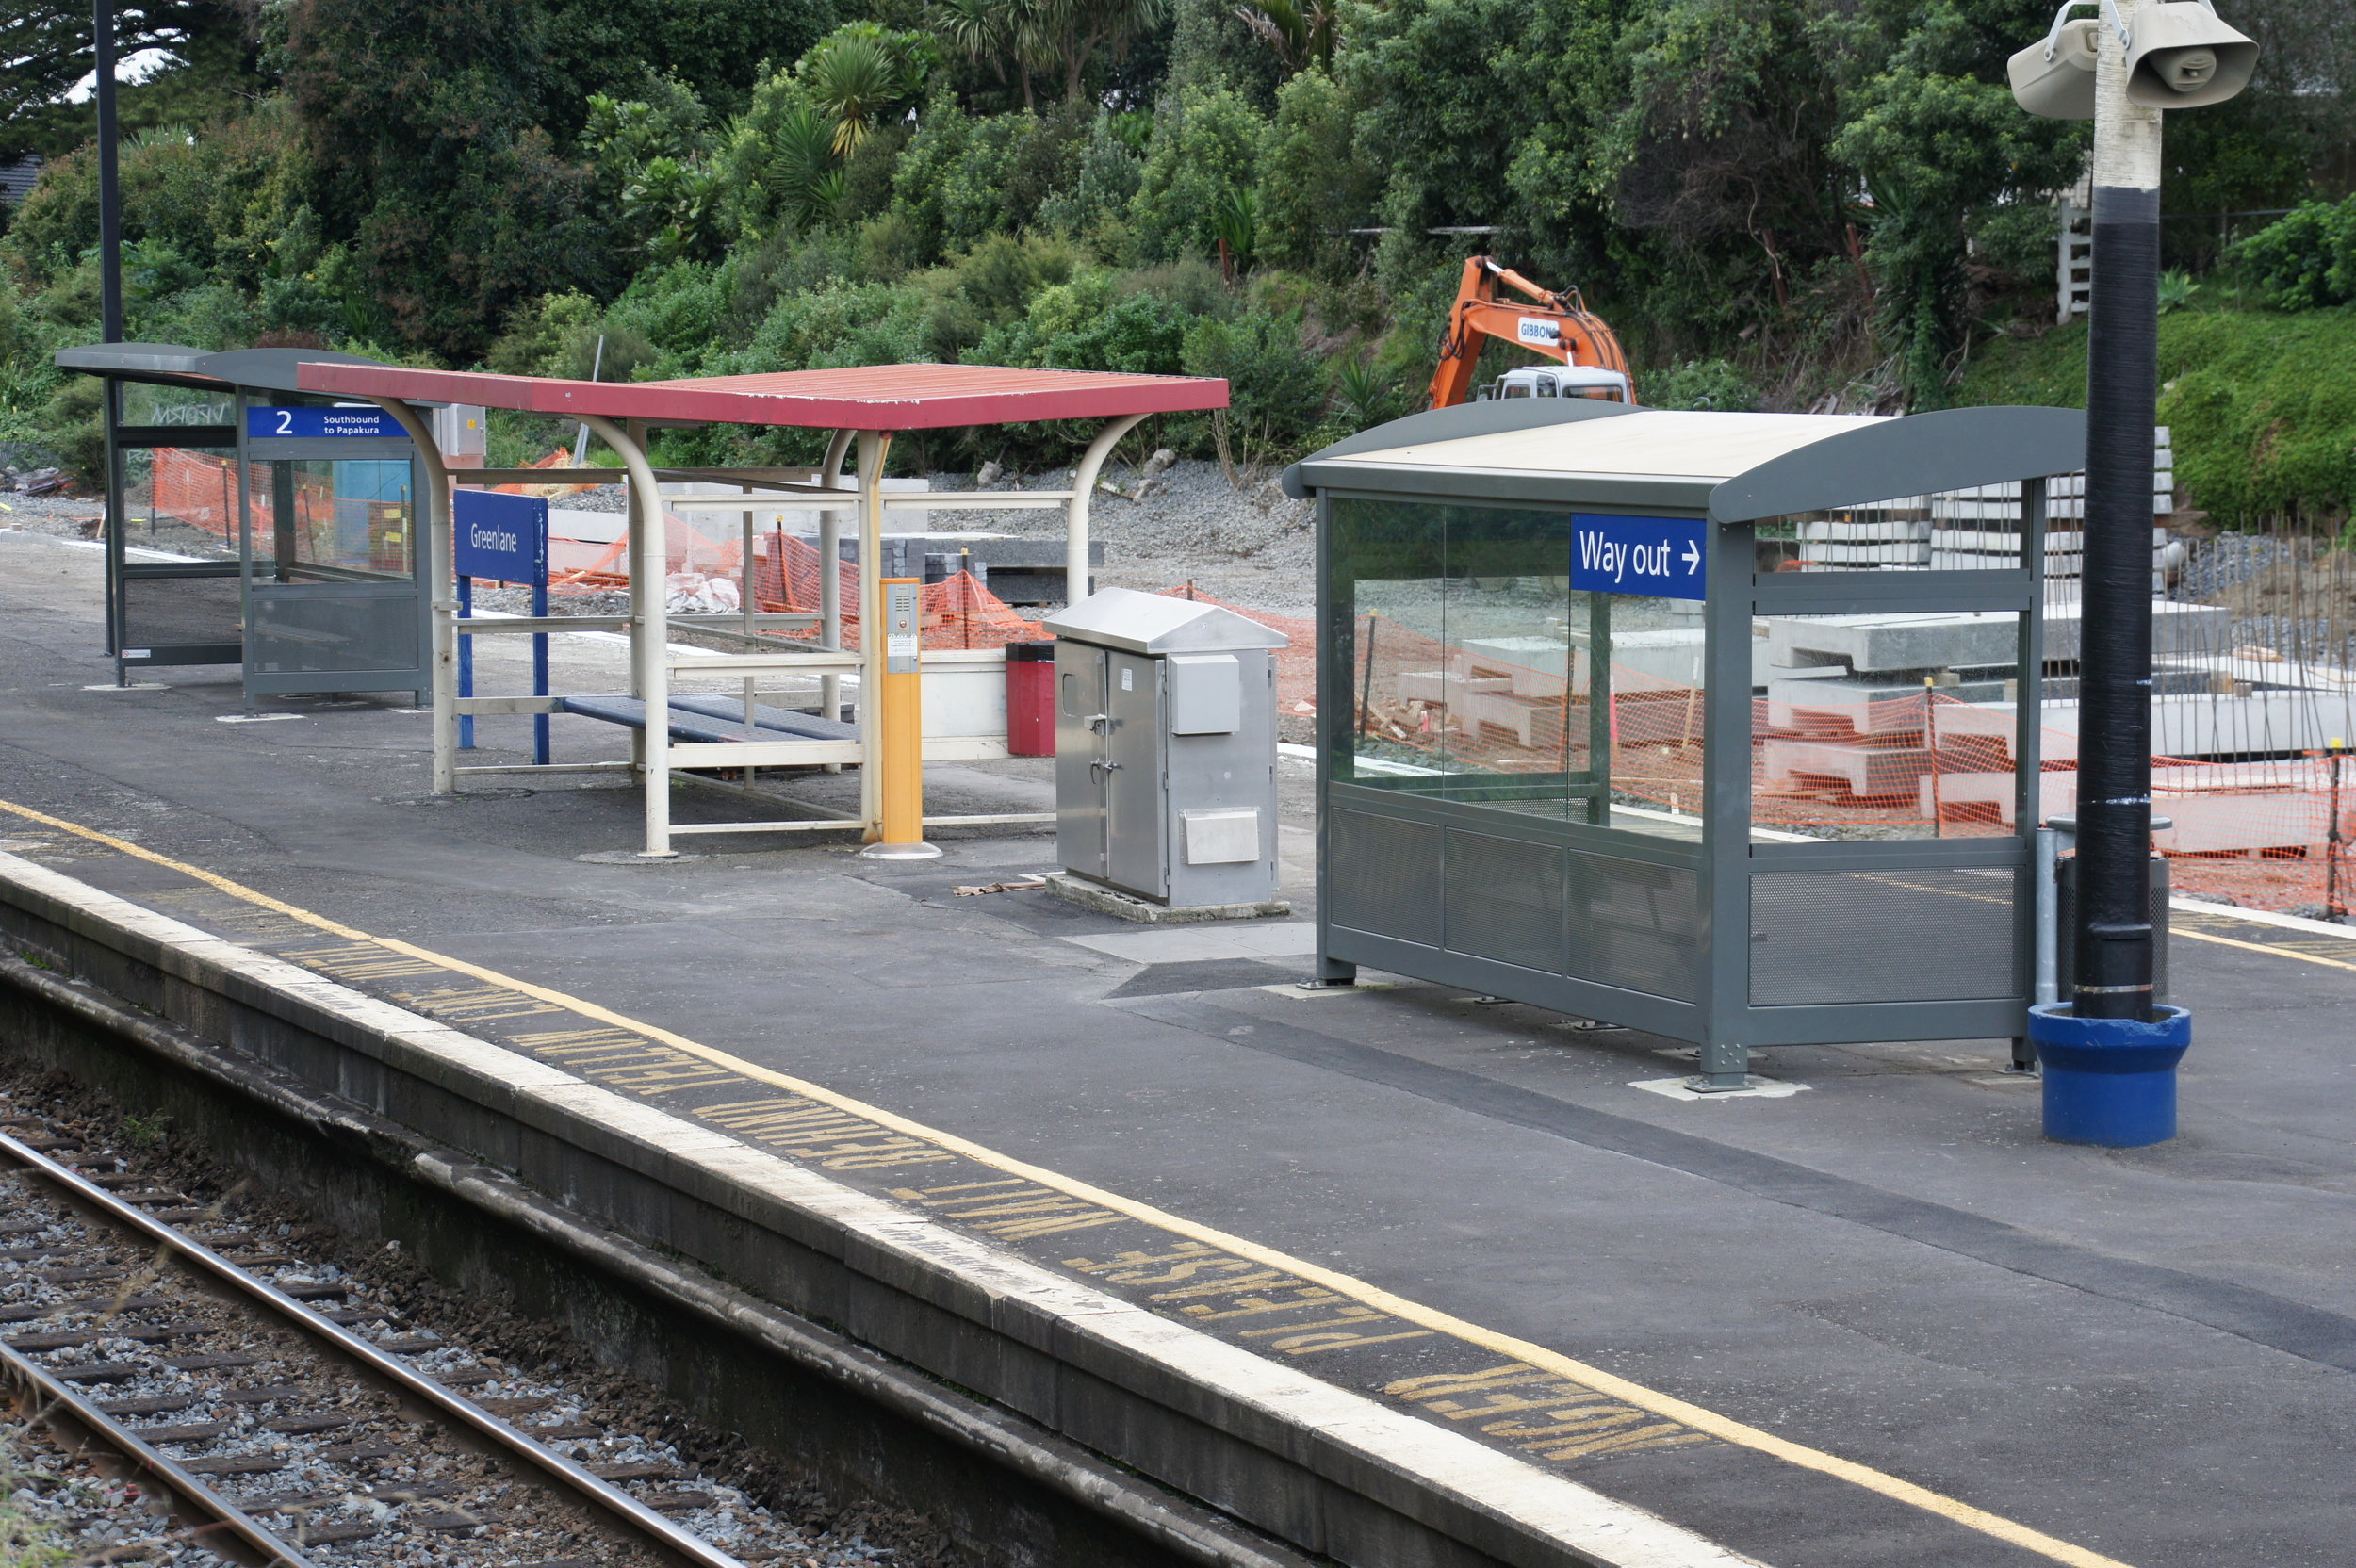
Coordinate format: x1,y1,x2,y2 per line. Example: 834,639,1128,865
860,841,944,860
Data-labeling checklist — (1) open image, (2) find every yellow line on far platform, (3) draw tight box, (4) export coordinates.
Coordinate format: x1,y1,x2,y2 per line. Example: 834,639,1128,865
2172,924,2356,973
0,794,2140,1568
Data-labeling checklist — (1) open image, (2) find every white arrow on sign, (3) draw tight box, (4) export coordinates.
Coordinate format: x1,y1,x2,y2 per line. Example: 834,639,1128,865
1682,539,1702,574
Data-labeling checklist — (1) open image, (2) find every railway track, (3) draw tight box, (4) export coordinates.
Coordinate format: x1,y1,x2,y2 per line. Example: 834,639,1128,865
0,1109,815,1567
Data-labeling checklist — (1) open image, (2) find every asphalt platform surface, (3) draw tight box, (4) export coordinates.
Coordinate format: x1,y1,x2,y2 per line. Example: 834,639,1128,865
4,526,2354,1568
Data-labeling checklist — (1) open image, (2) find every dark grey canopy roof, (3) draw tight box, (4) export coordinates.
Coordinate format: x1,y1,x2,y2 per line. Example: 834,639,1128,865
53,343,403,399
1283,402,2088,520
52,342,213,380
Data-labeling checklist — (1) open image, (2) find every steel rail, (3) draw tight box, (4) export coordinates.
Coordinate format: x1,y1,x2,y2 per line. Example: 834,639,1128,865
0,1129,747,1568
0,1336,320,1567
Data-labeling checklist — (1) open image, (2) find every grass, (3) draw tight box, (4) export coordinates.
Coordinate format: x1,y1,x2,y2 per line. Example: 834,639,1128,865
1954,303,2356,530
0,1433,73,1567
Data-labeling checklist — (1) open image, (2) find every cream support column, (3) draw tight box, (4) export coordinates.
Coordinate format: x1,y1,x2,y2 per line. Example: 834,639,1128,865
856,430,892,837
582,414,676,858
1066,414,1146,606
361,396,456,792
817,427,854,725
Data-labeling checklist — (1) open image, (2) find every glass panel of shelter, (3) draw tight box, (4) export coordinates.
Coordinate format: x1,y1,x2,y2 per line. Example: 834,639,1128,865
1747,482,2038,846
245,458,417,581
118,444,241,563
1331,498,1705,841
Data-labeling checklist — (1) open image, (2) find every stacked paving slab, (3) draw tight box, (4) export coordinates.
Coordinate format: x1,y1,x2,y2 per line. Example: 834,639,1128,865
1798,427,2178,589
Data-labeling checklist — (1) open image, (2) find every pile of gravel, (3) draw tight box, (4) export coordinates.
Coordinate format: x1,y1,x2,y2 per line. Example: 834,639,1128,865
2170,532,2286,603
0,493,106,539
918,458,1315,614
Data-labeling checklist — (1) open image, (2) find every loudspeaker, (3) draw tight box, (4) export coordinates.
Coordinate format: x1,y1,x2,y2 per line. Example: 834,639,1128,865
2124,2,2258,107
2008,17,2102,120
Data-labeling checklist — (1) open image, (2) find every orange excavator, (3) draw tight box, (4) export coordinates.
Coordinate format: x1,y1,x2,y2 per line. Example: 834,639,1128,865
1428,255,1635,408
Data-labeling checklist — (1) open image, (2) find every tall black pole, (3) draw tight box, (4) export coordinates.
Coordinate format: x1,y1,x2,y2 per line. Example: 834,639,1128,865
94,0,123,343
2072,8,2162,1021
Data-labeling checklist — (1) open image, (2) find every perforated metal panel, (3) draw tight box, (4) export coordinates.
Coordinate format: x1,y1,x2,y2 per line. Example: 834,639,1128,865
1444,830,1564,972
1564,852,1700,1003
1750,866,2021,1005
249,586,420,675
122,574,241,646
1329,810,1442,946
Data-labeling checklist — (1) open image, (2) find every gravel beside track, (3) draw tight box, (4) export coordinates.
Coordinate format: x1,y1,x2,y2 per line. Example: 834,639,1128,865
0,1076,941,1568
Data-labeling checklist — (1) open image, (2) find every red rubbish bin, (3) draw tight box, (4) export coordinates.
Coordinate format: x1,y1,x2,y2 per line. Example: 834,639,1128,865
1006,641,1055,756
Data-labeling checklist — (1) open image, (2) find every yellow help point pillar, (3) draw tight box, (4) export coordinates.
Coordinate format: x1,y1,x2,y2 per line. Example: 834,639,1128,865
860,576,939,859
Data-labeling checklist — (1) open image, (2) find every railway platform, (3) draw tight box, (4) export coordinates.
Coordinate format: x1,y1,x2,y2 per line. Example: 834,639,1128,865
3,522,2355,1568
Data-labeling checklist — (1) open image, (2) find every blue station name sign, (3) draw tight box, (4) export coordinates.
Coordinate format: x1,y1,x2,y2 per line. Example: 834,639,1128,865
452,489,549,586
245,405,406,440
1570,513,1707,600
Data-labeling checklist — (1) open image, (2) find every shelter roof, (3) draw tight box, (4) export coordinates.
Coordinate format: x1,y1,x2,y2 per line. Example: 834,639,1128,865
55,343,403,396
1285,401,2088,520
296,361,1229,431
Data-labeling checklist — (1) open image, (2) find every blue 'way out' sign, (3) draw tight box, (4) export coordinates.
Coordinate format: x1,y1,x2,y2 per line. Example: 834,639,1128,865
1570,514,1707,600
453,489,548,585
246,405,406,440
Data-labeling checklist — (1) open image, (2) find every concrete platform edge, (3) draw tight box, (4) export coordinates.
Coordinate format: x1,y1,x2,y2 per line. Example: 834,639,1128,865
0,855,1759,1568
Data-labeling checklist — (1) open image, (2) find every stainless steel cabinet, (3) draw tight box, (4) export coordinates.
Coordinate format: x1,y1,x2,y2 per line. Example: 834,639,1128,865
1045,589,1287,908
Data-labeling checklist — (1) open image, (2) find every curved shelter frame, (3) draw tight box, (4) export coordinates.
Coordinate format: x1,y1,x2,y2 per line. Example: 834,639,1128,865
295,360,1227,858
1284,401,2090,1086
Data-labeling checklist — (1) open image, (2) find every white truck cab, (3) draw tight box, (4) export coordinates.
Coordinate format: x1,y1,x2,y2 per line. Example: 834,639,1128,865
1476,365,1632,402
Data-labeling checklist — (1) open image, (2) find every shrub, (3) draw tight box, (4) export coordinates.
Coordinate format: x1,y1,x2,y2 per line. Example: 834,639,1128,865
1180,306,1324,478
720,279,936,375
1254,69,1374,281
2232,198,2356,311
1643,357,1757,411
1128,86,1268,263
1036,116,1146,239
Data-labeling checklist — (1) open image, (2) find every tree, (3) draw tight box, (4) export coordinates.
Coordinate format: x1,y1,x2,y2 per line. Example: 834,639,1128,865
534,0,843,138
1253,67,1374,279
0,0,262,163
933,0,1048,109
928,0,1168,106
287,0,620,357
1233,0,1335,77
712,68,849,240
1830,0,2088,404
1129,85,1267,261
799,24,936,153
1031,0,1171,104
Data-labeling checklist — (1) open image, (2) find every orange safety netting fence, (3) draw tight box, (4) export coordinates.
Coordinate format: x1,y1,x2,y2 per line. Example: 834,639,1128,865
144,448,411,571
129,449,2356,913
548,512,1050,651
1344,608,2356,917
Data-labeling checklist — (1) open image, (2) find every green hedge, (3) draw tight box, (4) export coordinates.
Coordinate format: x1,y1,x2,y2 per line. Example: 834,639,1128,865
1955,307,2356,529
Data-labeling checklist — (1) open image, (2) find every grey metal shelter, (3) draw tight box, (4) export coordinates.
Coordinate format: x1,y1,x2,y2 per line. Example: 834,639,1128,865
1282,400,2088,1087
54,343,433,704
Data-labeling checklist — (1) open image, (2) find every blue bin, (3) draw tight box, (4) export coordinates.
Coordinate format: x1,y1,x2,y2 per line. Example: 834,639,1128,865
2028,1003,2191,1147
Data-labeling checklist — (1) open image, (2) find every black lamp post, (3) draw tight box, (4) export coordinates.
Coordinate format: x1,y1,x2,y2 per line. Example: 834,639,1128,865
94,0,123,343
2008,0,2256,1144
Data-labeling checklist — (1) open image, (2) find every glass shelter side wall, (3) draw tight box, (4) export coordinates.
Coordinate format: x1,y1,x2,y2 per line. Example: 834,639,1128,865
1329,498,1709,839
104,376,243,676
1715,497,2045,1048
1320,496,1709,1032
1317,486,2047,1055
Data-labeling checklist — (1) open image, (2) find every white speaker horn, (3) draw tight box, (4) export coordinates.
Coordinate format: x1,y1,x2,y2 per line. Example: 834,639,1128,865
2125,2,2259,108
2008,15,2102,119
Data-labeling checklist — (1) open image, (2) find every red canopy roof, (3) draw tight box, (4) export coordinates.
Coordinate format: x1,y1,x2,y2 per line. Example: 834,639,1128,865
296,361,1228,431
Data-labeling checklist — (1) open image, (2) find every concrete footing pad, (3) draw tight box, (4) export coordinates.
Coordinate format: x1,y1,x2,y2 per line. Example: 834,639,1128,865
1043,873,1292,924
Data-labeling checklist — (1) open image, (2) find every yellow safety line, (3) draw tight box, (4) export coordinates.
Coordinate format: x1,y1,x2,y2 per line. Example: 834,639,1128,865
2171,924,2356,973
0,795,2136,1568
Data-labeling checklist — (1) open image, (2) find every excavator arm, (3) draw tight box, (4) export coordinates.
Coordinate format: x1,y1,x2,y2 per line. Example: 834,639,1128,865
1428,255,1634,408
